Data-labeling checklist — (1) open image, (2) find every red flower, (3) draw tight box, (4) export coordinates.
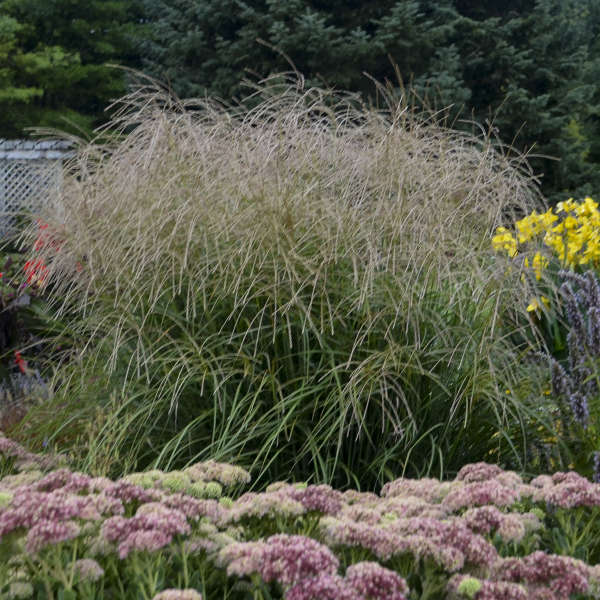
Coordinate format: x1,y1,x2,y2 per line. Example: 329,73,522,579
14,351,27,374
24,259,48,287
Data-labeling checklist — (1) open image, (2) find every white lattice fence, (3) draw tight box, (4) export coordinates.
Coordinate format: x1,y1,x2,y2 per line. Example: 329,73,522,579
0,140,73,237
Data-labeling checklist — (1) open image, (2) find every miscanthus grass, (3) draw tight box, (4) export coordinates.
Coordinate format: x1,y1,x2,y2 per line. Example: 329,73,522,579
15,74,560,486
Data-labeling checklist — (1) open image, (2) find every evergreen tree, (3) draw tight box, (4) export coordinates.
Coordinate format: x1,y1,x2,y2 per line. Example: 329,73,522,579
0,0,142,138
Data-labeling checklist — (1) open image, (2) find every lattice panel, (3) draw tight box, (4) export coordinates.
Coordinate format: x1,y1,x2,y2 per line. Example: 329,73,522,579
0,159,62,235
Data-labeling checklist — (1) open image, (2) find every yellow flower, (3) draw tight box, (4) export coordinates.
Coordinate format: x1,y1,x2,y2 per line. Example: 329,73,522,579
556,198,577,213
527,296,550,312
491,227,518,257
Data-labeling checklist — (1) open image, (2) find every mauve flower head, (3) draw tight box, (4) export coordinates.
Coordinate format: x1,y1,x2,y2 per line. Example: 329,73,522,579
133,504,191,537
184,460,251,487
448,575,528,600
72,558,104,582
221,535,339,586
162,494,226,523
118,528,172,558
289,484,344,515
92,492,125,516
442,480,519,512
105,480,160,504
345,561,409,600
461,506,527,543
88,476,113,493
320,516,464,571
456,462,504,483
530,474,553,488
539,473,600,508
226,490,305,523
152,589,203,600
260,534,340,585
496,551,590,597
25,519,80,553
390,517,498,569
380,477,446,503
0,434,28,458
342,490,379,505
100,515,135,543
182,535,217,555
218,540,266,576
382,496,446,520
33,468,72,492
285,574,361,600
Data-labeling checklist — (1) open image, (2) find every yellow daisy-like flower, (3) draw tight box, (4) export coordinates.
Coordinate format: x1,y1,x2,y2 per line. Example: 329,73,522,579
526,296,550,312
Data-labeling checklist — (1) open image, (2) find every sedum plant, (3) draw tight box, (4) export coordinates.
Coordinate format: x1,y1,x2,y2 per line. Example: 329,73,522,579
3,432,600,599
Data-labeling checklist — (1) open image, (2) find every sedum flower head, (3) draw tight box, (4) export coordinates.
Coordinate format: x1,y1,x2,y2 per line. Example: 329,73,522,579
6,582,34,600
456,577,482,599
152,590,203,600
25,519,80,553
286,574,361,600
72,558,105,582
345,561,409,600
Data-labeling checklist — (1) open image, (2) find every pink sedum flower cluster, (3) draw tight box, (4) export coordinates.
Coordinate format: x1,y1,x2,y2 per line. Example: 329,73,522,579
2,438,600,600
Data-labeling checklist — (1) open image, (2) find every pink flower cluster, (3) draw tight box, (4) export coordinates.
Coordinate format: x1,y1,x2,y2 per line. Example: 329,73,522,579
222,534,339,585
496,551,590,599
101,503,191,558
531,471,600,508
220,536,408,600
183,460,251,486
0,432,58,471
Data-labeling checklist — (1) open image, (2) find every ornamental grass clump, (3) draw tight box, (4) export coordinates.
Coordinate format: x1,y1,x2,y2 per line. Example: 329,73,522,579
19,74,553,485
